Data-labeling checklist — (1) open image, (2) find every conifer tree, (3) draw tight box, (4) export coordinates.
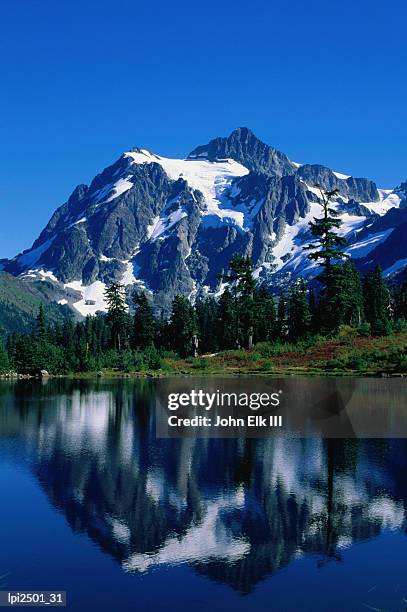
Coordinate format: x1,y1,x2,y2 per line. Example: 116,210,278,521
196,297,219,353
336,260,364,327
217,288,236,350
253,285,276,342
132,292,156,349
276,293,287,339
104,282,127,350
308,288,318,334
220,255,256,348
363,266,391,335
392,272,407,321
168,295,197,357
286,279,310,341
305,186,348,331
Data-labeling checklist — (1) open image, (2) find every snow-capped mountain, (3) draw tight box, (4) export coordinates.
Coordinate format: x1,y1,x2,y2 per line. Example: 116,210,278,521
2,128,406,316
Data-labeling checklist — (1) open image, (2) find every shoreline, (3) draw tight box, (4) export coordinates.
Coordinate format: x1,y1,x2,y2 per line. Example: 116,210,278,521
0,368,405,380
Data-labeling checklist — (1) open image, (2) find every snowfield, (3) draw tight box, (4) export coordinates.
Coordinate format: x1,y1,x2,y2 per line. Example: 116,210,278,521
125,149,250,229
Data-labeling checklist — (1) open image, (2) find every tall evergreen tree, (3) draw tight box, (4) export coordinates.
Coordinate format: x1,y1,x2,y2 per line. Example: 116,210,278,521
286,279,311,341
253,285,276,342
217,288,236,350
336,260,364,327
305,187,348,332
276,293,287,339
168,295,197,357
392,272,407,321
363,266,391,335
220,255,256,348
104,282,127,350
132,292,156,349
196,297,219,353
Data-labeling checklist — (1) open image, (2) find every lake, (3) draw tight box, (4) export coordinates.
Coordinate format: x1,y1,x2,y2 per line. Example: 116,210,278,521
0,378,406,611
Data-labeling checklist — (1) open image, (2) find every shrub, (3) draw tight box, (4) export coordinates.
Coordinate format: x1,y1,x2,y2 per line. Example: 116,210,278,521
357,322,371,337
392,318,407,333
337,325,358,345
143,345,162,370
191,357,210,370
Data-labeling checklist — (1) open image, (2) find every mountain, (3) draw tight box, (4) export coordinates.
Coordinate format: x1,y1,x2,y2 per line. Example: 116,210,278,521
2,128,406,316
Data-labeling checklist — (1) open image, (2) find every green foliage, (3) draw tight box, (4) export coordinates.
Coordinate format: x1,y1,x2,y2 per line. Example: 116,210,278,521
217,288,236,350
195,297,219,353
2,255,406,376
191,357,210,370
305,187,348,269
392,318,407,333
104,282,128,350
337,325,358,345
0,271,71,336
219,254,257,348
143,345,162,370
0,341,9,372
286,279,310,341
132,291,155,349
363,266,391,336
357,321,371,336
253,285,276,343
168,295,197,357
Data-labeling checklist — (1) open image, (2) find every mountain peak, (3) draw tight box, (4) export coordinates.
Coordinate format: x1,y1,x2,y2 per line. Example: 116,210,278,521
228,126,255,139
188,128,295,177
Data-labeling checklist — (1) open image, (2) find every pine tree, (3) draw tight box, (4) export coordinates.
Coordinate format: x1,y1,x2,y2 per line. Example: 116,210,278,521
392,272,407,321
286,279,311,341
217,288,236,350
276,293,287,339
253,285,276,342
305,186,348,332
168,295,197,357
220,255,256,348
104,282,127,350
196,297,219,353
336,260,364,327
132,291,156,349
363,266,391,335
308,288,318,334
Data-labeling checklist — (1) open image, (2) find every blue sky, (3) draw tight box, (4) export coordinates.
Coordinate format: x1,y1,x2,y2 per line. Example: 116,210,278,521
0,0,406,258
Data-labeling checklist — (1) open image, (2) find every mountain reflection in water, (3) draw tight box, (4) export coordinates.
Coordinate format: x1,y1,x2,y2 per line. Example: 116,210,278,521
0,378,406,599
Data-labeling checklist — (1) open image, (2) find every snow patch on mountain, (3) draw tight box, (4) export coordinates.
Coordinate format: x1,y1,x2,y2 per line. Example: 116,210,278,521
332,170,351,180
64,280,107,316
125,150,250,229
13,237,56,270
363,189,402,216
149,207,188,241
91,175,134,205
383,258,407,277
346,229,394,258
270,199,365,276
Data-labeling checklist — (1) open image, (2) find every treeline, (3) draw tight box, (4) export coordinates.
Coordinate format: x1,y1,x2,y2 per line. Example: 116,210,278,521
0,186,406,374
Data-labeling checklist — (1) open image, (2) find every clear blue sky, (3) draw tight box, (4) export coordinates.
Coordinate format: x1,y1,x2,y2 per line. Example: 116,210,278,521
0,0,406,258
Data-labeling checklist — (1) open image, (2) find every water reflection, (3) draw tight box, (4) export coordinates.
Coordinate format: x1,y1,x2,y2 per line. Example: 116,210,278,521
0,379,406,594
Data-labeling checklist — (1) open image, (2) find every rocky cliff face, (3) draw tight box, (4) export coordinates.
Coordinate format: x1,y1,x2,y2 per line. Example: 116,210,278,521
3,128,406,316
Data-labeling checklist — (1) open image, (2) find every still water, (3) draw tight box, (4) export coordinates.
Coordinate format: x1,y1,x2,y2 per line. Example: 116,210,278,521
0,378,406,611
